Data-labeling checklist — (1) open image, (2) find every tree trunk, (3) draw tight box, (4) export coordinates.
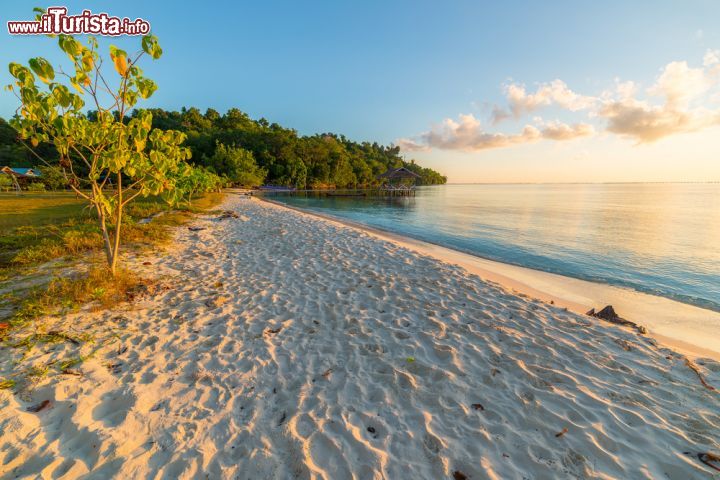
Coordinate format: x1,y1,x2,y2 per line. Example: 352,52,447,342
110,174,123,276
97,209,114,269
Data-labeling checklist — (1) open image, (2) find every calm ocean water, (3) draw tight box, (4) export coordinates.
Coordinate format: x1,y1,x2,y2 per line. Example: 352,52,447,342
265,184,720,312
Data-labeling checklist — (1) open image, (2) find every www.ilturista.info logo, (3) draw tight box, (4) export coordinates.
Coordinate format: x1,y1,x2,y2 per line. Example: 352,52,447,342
7,7,151,36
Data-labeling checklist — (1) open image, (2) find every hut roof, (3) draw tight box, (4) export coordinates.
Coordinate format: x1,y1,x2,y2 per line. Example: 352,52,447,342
0,166,40,177
377,167,421,179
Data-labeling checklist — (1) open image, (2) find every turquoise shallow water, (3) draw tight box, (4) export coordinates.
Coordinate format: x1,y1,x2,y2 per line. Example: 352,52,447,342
264,184,720,312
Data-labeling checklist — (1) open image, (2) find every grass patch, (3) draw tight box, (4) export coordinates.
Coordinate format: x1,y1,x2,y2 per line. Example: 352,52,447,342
0,192,88,230
11,266,144,328
2,191,224,325
0,191,226,385
0,192,224,271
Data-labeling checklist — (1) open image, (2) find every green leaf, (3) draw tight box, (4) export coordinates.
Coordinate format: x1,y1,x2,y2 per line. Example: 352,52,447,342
71,94,84,110
28,57,55,83
141,35,163,59
51,84,71,107
58,35,82,57
33,7,46,22
136,78,157,99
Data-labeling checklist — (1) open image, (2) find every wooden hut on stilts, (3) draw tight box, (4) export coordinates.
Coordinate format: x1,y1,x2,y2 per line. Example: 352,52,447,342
376,167,420,196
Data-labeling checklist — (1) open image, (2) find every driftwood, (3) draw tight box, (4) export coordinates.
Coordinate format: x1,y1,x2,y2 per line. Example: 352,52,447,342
588,306,717,392
699,452,720,472
218,210,239,220
685,451,720,472
684,358,716,391
586,305,647,334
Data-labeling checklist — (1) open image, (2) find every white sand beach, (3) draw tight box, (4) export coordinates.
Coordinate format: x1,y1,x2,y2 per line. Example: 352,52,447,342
266,199,720,362
1,194,719,479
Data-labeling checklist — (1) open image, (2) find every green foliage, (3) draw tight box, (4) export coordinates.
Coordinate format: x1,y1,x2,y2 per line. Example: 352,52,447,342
400,160,448,186
0,175,12,191
203,142,266,186
6,25,193,274
141,35,163,59
25,182,45,191
141,107,446,188
38,165,67,190
170,164,224,205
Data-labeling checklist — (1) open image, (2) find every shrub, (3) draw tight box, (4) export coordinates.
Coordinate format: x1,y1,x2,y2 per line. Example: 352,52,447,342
38,166,68,190
25,182,46,191
0,175,12,191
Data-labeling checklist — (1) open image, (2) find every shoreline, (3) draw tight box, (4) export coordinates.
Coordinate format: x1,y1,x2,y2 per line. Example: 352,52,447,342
258,195,720,361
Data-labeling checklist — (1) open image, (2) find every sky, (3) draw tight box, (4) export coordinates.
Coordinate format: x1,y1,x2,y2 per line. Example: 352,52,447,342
1,0,719,183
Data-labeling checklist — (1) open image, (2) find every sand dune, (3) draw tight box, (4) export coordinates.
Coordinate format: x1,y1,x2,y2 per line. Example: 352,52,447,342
1,194,718,479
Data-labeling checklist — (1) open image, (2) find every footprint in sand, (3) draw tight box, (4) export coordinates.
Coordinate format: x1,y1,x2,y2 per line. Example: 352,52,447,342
92,389,136,428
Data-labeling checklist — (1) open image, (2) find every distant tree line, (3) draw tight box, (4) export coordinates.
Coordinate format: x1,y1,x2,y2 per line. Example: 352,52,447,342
0,108,446,189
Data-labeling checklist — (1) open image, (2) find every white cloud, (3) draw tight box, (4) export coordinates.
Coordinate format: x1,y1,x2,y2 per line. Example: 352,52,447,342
398,114,593,152
704,49,720,67
599,98,720,143
399,49,720,152
598,52,720,142
396,137,430,152
492,79,596,123
647,61,711,107
540,120,595,140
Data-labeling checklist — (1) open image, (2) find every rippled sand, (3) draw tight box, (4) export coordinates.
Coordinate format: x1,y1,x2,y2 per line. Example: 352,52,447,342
1,194,718,479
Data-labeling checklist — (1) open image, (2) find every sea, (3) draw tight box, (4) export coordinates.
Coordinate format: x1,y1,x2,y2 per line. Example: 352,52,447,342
264,183,720,313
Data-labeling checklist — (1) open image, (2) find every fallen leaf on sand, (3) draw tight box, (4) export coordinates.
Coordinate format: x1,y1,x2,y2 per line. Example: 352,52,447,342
27,400,51,413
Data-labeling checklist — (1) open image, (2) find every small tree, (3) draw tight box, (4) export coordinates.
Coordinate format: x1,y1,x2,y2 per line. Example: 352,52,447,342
170,164,224,206
7,22,191,275
38,165,68,190
204,143,266,187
